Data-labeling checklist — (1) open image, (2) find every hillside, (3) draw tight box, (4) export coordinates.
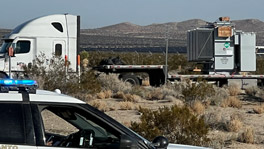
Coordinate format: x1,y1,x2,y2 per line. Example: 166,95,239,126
81,18,264,52
1,18,264,52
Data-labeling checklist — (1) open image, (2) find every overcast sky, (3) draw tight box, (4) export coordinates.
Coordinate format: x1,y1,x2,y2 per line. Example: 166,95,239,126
0,0,263,29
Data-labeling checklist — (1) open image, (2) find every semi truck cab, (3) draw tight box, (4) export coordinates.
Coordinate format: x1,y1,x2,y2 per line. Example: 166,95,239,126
0,14,80,76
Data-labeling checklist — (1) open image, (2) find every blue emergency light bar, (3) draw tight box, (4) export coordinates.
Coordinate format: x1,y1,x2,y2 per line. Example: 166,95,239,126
0,79,37,86
0,79,37,94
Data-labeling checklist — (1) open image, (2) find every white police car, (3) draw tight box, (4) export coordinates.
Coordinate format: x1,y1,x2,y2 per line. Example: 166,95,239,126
0,79,208,149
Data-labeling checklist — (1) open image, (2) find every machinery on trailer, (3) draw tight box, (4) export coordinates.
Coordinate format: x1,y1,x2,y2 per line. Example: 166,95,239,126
181,16,260,87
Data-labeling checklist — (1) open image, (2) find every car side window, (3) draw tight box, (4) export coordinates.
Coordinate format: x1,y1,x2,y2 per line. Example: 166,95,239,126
41,109,79,146
39,105,120,148
0,103,26,144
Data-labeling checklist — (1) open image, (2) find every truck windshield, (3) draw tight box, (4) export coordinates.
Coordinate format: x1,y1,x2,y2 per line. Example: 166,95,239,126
0,40,13,54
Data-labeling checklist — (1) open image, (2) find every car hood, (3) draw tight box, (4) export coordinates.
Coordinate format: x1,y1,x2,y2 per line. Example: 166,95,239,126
167,143,209,149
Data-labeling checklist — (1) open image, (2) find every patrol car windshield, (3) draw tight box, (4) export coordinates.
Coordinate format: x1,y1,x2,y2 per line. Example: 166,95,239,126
0,40,13,54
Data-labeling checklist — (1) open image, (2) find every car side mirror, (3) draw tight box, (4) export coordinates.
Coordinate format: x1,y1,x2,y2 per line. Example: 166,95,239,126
120,134,138,149
152,136,169,149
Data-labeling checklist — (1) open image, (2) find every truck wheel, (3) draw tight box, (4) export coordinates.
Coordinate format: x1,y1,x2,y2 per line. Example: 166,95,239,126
121,75,140,85
0,71,8,79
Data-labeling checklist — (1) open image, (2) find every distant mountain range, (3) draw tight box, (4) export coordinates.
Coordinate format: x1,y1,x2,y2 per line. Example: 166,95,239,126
1,19,264,53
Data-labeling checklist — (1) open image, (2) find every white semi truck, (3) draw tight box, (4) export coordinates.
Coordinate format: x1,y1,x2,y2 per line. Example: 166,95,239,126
0,14,80,74
0,14,264,87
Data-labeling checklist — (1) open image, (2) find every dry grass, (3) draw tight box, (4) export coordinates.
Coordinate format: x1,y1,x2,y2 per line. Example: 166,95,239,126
227,83,241,96
191,100,205,115
210,86,229,106
239,127,255,144
84,94,94,101
245,86,259,96
96,92,106,99
142,78,150,86
123,94,141,102
253,104,264,114
71,93,95,102
88,100,109,112
122,121,132,127
114,91,126,99
97,73,132,93
221,96,242,108
113,92,141,102
104,90,113,98
204,110,223,130
119,101,135,110
227,119,243,132
146,88,164,100
96,90,113,99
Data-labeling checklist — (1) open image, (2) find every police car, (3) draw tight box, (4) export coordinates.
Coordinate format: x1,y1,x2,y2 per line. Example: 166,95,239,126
0,79,208,149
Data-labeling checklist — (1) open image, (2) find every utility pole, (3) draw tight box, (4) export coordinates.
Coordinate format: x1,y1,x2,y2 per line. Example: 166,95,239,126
165,26,169,85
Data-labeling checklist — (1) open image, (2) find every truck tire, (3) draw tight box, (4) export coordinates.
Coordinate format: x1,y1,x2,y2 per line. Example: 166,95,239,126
0,71,8,79
121,75,140,85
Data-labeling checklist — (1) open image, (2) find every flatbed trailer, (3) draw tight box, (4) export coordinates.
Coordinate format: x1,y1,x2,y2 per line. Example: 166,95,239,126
94,65,166,86
168,74,264,87
94,64,264,88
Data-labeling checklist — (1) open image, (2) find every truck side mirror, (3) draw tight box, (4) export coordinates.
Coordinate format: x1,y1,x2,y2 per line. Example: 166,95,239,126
152,136,169,149
120,134,138,149
8,47,14,57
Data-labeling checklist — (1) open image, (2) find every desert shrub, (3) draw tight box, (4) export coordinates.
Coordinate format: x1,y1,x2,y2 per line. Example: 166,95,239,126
80,51,89,61
97,73,132,93
129,85,148,98
113,91,126,99
88,100,109,112
253,104,264,114
146,88,164,100
72,93,94,102
221,96,242,108
182,79,215,103
113,92,141,102
78,71,102,94
227,119,243,132
170,81,185,95
80,51,89,69
245,86,259,96
191,100,205,115
96,92,106,99
227,83,241,96
164,96,184,105
210,86,229,106
239,127,255,144
160,84,182,99
24,53,101,95
123,94,141,102
130,105,209,146
204,110,225,130
142,78,150,86
119,101,135,110
97,90,113,99
144,84,182,101
104,90,113,98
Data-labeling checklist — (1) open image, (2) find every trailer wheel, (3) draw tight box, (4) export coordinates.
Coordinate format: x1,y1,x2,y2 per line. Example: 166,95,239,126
121,75,140,85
